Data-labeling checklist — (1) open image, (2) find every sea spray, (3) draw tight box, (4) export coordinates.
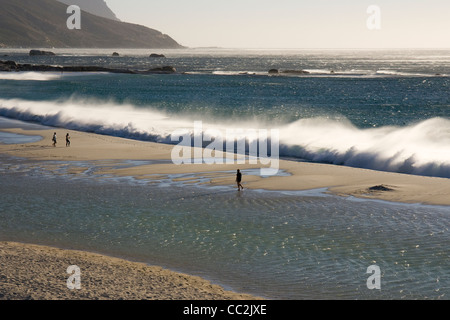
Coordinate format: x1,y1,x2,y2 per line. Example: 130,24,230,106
171,121,280,176
0,72,62,81
0,97,449,178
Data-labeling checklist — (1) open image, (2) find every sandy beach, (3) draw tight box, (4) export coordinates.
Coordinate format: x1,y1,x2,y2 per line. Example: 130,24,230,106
0,241,259,300
1,126,449,206
1,123,449,300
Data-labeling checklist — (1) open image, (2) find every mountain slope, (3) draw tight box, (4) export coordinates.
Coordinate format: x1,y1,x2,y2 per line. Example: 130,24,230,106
56,0,120,21
0,0,182,48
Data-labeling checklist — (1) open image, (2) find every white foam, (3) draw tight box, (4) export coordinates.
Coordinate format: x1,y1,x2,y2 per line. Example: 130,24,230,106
0,72,62,81
0,97,449,178
279,117,450,178
212,70,267,76
375,70,441,77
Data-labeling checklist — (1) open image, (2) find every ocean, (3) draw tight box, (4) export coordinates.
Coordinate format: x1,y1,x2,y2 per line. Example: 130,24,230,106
1,48,449,177
0,48,449,299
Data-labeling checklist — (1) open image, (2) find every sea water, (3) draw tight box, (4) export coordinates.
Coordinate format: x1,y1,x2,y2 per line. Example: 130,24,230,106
0,49,449,299
0,155,448,300
1,48,449,177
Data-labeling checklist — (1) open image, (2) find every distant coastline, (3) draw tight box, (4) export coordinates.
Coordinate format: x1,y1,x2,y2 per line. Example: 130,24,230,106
0,0,183,49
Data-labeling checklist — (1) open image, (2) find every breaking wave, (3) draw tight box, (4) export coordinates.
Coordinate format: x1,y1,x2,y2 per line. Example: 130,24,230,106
0,72,62,81
0,98,449,178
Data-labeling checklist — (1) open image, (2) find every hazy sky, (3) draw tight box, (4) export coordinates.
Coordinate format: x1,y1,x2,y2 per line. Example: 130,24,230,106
106,0,450,48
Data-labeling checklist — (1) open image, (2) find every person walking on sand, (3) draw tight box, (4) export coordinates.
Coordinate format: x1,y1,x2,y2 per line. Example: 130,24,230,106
236,169,244,191
66,133,70,147
52,132,57,147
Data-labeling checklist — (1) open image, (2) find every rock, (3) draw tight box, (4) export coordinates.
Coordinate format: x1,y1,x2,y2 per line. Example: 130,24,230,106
147,66,176,74
0,60,178,75
0,60,18,71
29,50,55,56
112,52,120,57
3,60,17,66
149,53,166,58
0,63,11,72
368,185,394,192
268,69,279,74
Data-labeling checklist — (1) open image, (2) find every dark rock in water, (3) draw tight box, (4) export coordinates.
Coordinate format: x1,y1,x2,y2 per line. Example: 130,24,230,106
149,53,166,58
268,69,279,74
0,60,177,75
112,52,120,57
0,62,11,71
29,50,55,56
281,69,310,75
146,66,176,74
0,60,18,71
368,185,395,192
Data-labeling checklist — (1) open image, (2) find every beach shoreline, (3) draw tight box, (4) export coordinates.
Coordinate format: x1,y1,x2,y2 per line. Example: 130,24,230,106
1,119,449,300
1,123,449,207
0,241,261,300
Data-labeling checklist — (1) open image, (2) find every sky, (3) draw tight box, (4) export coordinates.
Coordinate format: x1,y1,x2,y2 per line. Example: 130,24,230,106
106,0,450,49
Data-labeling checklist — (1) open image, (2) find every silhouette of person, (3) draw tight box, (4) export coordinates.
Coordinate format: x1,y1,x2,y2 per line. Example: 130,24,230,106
52,132,57,147
236,169,244,191
66,133,70,147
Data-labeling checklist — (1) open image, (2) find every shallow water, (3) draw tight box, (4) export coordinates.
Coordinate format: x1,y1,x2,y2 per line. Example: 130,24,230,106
0,156,448,300
0,49,449,299
0,131,42,144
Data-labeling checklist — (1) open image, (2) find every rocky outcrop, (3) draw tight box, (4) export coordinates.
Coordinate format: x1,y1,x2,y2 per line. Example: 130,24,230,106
112,52,120,57
145,66,176,74
149,54,166,58
0,60,178,75
29,50,56,56
0,60,17,71
368,185,395,192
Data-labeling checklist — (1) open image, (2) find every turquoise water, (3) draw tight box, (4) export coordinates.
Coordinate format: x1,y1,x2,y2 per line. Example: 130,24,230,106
0,155,449,300
0,132,42,144
0,49,449,299
1,49,449,177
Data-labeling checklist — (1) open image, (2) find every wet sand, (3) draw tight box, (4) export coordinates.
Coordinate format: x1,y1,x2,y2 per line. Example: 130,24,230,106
1,127,449,206
1,124,449,300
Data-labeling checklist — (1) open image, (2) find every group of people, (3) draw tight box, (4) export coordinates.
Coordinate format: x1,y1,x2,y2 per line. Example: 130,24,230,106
51,132,245,191
52,132,71,147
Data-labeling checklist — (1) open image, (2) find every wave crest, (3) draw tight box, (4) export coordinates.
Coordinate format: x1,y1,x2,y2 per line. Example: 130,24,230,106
0,98,449,178
0,72,62,81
